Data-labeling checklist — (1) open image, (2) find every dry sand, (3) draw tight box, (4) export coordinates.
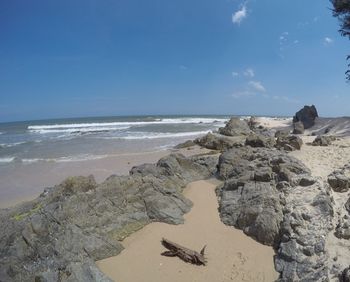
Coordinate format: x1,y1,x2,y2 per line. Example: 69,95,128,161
97,180,278,282
290,136,350,179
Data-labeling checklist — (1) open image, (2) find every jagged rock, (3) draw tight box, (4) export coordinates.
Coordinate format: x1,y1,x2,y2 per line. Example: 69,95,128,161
217,147,310,247
0,153,217,282
218,179,283,246
194,132,244,151
174,140,196,149
245,134,275,148
275,181,333,281
218,117,252,136
312,135,336,146
275,135,303,151
328,165,350,192
293,121,305,134
293,105,319,129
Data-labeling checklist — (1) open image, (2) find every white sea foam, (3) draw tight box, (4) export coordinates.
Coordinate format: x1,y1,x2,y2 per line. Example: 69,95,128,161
29,126,131,134
0,157,15,163
27,118,228,132
0,142,27,148
121,130,211,140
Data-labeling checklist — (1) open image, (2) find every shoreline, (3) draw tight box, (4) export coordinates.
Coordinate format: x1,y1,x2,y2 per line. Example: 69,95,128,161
96,180,278,282
0,146,211,209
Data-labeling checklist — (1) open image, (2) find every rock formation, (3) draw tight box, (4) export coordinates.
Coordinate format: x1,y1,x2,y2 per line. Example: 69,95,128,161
0,154,217,281
293,105,318,129
218,117,252,136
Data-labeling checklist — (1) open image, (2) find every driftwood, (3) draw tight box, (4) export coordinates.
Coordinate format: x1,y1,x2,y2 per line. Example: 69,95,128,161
161,238,207,266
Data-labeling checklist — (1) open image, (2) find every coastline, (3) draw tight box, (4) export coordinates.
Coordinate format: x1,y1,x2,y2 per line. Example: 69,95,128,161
0,146,211,209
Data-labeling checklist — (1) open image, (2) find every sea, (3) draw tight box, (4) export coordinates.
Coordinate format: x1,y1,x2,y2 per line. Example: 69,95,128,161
0,115,235,166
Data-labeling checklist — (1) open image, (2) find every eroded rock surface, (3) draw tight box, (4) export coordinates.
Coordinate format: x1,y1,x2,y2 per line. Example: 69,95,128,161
0,153,217,282
216,146,334,280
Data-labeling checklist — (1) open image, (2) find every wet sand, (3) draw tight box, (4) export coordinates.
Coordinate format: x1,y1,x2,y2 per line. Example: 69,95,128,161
0,146,210,208
0,150,170,208
97,180,278,282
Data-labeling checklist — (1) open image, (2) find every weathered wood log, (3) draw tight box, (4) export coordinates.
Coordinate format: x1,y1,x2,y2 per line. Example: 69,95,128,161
161,238,207,266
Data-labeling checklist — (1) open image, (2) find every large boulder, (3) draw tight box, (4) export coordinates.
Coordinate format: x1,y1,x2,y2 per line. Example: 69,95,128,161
217,147,310,246
218,179,283,246
218,117,252,136
293,105,318,129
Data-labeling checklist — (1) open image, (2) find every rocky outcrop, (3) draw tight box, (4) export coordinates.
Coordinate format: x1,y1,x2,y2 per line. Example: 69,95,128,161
217,147,310,246
312,135,336,146
293,105,318,129
328,164,350,192
275,180,333,281
275,135,303,151
0,153,218,282
218,117,252,137
216,145,334,280
194,132,245,151
292,121,305,134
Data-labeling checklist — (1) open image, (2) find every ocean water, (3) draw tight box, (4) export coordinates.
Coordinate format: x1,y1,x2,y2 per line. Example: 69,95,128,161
0,115,232,165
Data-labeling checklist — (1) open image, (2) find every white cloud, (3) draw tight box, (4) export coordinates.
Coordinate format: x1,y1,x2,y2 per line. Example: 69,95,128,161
272,95,299,103
294,40,299,44
232,5,247,25
243,68,255,77
232,91,255,99
232,71,239,78
248,81,266,92
179,65,188,70
324,37,333,45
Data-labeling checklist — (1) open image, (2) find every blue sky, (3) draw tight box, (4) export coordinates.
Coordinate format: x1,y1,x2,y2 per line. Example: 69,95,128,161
0,0,349,122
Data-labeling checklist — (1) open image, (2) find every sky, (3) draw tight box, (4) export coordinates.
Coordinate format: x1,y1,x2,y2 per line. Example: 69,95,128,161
0,0,349,122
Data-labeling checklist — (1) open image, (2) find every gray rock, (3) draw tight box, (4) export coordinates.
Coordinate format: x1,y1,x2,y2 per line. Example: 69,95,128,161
194,132,244,151
340,266,350,282
328,165,350,192
174,140,196,149
293,105,319,129
218,117,252,136
218,180,283,246
245,134,275,148
293,121,305,134
312,135,336,146
275,135,303,151
0,153,217,282
275,130,290,138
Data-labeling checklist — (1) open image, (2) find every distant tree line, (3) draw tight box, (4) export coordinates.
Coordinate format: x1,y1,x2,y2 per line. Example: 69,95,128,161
331,0,350,81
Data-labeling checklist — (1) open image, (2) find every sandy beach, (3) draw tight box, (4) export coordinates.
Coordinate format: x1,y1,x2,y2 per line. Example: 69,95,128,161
97,180,278,282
